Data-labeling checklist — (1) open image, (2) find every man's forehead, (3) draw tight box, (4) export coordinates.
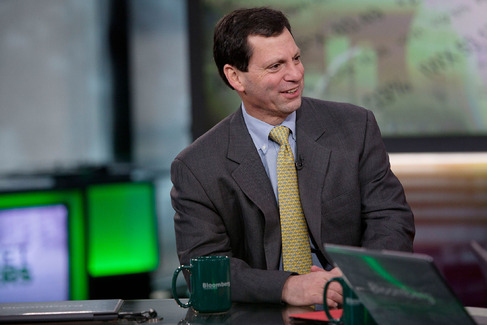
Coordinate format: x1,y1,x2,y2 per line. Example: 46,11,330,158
246,30,299,61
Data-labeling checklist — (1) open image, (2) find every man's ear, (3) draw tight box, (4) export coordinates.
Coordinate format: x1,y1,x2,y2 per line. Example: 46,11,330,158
223,64,245,92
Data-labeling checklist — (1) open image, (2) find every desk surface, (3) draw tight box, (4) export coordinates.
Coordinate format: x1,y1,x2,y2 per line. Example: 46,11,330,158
124,300,487,325
5,299,487,325
121,299,300,325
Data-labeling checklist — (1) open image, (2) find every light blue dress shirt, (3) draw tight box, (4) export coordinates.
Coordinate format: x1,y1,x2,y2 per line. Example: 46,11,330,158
241,104,323,270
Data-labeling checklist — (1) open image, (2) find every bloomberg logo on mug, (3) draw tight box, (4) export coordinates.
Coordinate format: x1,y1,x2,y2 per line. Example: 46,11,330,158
202,282,231,290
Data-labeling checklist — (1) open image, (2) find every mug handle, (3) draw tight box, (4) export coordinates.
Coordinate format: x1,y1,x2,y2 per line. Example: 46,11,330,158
172,265,192,308
323,277,345,323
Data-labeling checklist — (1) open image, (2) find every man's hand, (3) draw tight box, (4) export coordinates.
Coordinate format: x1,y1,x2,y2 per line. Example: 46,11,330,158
281,266,343,307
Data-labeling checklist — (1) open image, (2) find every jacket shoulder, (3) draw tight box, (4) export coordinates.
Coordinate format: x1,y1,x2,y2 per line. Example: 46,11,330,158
301,97,369,117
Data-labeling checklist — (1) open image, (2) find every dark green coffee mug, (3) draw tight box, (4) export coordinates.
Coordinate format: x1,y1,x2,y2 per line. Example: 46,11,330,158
324,277,376,325
172,256,231,313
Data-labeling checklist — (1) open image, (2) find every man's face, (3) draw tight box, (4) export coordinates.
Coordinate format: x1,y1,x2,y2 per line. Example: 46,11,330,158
235,28,304,125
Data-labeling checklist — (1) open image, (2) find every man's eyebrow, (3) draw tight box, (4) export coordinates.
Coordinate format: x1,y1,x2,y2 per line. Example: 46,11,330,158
264,49,301,67
267,58,286,66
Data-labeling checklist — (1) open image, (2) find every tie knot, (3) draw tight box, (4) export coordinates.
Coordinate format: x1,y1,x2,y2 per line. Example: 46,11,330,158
269,126,290,146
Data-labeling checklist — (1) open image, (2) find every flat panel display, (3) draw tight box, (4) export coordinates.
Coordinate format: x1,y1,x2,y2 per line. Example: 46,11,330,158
0,190,87,301
193,0,487,151
0,204,69,303
86,182,159,277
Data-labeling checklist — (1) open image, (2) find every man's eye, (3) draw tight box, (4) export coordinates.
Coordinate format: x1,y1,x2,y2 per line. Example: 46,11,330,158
294,55,301,62
269,64,280,70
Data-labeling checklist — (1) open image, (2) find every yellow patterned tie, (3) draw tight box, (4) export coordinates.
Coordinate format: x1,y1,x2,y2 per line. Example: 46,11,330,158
269,125,312,275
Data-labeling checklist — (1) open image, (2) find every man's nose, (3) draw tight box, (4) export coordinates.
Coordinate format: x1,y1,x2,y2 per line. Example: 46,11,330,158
284,62,304,81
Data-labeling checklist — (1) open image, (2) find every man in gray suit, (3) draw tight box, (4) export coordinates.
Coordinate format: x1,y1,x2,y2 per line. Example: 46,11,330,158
171,7,415,307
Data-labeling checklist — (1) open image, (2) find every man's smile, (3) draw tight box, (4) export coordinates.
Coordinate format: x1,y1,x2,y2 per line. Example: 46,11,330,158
282,87,299,94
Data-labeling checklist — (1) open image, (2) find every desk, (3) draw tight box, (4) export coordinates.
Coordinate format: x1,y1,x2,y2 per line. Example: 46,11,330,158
8,299,487,325
121,299,303,325
120,299,487,325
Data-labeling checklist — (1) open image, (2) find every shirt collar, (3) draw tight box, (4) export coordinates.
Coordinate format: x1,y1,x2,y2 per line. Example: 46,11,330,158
241,103,296,154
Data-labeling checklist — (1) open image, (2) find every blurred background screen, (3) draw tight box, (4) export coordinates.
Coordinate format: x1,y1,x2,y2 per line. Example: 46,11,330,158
0,204,70,303
191,0,487,151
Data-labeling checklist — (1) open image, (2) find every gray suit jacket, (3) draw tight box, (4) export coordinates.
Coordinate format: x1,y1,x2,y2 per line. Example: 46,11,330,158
171,97,415,303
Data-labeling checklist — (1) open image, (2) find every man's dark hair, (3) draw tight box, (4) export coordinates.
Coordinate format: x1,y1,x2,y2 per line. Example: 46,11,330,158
213,7,292,89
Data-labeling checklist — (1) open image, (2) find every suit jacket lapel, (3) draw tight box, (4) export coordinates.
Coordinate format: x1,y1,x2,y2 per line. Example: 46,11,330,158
296,106,331,248
227,109,281,269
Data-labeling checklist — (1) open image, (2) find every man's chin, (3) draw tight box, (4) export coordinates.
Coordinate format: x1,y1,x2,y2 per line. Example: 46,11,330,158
286,97,302,112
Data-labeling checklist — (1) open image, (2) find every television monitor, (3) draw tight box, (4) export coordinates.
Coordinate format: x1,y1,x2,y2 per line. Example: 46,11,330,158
86,181,159,277
189,0,487,151
0,181,159,301
0,190,87,302
0,204,69,303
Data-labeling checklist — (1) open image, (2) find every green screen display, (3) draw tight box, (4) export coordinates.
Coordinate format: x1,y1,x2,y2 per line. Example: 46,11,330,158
86,182,159,277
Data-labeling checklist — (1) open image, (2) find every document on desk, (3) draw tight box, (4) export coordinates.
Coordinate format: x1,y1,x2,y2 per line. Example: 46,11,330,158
289,309,342,323
0,299,124,323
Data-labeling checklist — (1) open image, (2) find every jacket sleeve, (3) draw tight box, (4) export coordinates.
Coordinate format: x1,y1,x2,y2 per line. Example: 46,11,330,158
358,110,415,251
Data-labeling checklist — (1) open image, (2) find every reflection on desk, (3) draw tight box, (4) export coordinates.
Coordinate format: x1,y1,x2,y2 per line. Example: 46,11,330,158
123,300,487,325
5,299,487,325
122,299,314,325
